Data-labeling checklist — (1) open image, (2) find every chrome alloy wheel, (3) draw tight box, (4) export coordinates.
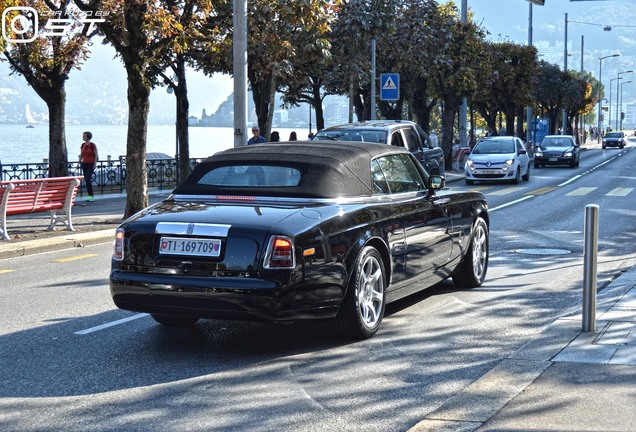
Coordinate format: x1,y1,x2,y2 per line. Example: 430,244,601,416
356,254,384,329
471,223,488,281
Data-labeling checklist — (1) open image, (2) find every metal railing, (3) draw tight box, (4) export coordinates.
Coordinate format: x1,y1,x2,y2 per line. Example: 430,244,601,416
0,157,203,196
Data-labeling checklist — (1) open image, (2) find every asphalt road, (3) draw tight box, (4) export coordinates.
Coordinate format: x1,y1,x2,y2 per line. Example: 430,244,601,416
1,141,635,431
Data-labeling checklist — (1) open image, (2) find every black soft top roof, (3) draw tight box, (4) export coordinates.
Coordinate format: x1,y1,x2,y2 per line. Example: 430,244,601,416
173,141,408,198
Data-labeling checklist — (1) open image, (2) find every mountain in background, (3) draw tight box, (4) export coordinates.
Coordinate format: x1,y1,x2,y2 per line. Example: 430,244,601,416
0,39,233,125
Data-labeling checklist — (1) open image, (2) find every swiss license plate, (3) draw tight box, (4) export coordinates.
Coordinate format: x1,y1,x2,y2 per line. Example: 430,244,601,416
548,157,558,162
159,237,222,257
480,169,500,175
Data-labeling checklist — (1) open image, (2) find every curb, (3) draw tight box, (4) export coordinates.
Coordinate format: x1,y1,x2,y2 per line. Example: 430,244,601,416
0,228,115,260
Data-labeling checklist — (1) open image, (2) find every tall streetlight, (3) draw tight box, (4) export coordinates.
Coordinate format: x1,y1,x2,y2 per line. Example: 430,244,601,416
609,77,622,129
616,70,633,130
563,13,568,132
598,54,620,142
620,80,632,130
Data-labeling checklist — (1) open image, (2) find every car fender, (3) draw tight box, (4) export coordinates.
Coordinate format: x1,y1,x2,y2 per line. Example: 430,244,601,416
342,233,392,296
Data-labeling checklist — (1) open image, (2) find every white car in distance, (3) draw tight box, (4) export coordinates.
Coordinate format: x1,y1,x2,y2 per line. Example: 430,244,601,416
464,136,530,185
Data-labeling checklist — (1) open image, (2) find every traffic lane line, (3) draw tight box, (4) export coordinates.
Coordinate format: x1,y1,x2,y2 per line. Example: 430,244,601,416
489,196,534,212
51,253,99,263
74,313,150,335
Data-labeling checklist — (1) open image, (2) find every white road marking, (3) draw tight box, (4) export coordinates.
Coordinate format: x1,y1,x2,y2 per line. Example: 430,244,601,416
74,313,149,335
489,195,534,212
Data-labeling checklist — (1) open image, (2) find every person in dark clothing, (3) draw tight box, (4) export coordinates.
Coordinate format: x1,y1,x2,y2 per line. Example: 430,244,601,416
247,126,266,145
79,131,99,201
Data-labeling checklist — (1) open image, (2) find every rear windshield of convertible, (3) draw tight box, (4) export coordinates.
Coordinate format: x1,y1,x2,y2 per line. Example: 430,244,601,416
197,165,301,187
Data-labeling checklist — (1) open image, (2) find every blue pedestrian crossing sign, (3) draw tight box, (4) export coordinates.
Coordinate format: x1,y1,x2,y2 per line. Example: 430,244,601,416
380,73,400,101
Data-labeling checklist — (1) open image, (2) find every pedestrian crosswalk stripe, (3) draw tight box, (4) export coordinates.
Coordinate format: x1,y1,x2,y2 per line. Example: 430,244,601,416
525,187,558,196
464,186,492,192
606,188,634,197
566,187,597,196
489,187,527,195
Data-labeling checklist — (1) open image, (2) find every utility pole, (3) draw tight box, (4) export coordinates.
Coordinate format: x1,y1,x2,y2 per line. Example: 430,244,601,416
233,0,248,147
459,0,467,147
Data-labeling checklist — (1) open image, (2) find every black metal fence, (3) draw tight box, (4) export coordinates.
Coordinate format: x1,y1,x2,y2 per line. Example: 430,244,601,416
0,157,203,196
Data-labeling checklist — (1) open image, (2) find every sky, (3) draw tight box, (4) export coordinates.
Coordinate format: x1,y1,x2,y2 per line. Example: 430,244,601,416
454,0,636,51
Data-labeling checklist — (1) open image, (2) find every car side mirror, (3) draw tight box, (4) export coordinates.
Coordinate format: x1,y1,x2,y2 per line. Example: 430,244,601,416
429,175,445,192
519,149,527,155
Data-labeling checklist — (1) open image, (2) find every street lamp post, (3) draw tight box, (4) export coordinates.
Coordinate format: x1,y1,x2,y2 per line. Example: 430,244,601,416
598,54,620,142
609,77,622,130
616,70,633,130
563,13,568,133
620,80,632,130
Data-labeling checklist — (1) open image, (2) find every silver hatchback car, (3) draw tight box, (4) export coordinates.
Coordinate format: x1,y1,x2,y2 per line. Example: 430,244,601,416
464,136,531,185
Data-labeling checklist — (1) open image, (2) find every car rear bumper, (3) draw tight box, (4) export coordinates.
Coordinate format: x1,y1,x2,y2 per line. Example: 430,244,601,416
110,271,341,321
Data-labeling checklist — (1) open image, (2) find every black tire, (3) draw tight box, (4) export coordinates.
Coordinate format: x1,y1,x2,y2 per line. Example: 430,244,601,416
522,165,530,181
465,179,474,185
512,167,521,184
452,218,488,288
602,144,606,149
534,162,540,169
151,313,199,326
569,159,576,168
336,246,386,340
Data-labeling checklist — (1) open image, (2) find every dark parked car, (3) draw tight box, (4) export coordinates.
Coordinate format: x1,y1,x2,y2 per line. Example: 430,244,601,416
312,120,445,177
110,142,489,339
602,131,626,149
533,135,580,168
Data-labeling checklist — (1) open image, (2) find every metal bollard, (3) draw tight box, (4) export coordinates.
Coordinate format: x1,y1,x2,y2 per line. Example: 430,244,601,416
582,204,599,332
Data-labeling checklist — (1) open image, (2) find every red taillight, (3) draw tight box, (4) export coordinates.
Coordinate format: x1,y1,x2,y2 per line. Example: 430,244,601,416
113,228,125,261
265,236,295,268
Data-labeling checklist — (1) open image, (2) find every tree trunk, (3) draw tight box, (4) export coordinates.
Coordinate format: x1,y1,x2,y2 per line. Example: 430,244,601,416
249,67,272,138
505,110,515,135
46,88,69,178
175,54,190,185
266,77,276,140
312,83,325,131
441,102,456,171
124,70,150,219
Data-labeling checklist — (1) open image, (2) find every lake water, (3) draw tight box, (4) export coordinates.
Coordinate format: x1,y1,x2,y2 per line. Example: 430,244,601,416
0,124,309,164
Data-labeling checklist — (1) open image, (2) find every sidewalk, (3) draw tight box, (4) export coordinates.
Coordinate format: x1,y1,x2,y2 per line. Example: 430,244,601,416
411,267,636,431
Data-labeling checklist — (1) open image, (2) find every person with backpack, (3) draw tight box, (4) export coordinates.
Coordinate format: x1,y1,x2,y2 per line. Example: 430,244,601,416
79,131,99,201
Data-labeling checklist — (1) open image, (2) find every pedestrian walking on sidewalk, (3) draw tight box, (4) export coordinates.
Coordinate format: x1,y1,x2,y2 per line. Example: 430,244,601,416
79,131,99,201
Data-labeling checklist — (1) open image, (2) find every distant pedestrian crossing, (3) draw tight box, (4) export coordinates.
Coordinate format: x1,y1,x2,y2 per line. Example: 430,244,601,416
457,185,635,197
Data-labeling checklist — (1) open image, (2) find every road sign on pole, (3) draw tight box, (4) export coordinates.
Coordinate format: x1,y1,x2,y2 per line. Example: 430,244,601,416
380,73,399,101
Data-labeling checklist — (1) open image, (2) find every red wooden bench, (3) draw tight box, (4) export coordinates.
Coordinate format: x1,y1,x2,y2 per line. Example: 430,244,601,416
0,176,83,241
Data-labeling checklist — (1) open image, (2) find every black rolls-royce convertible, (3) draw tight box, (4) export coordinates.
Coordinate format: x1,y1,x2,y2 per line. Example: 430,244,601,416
110,142,489,339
